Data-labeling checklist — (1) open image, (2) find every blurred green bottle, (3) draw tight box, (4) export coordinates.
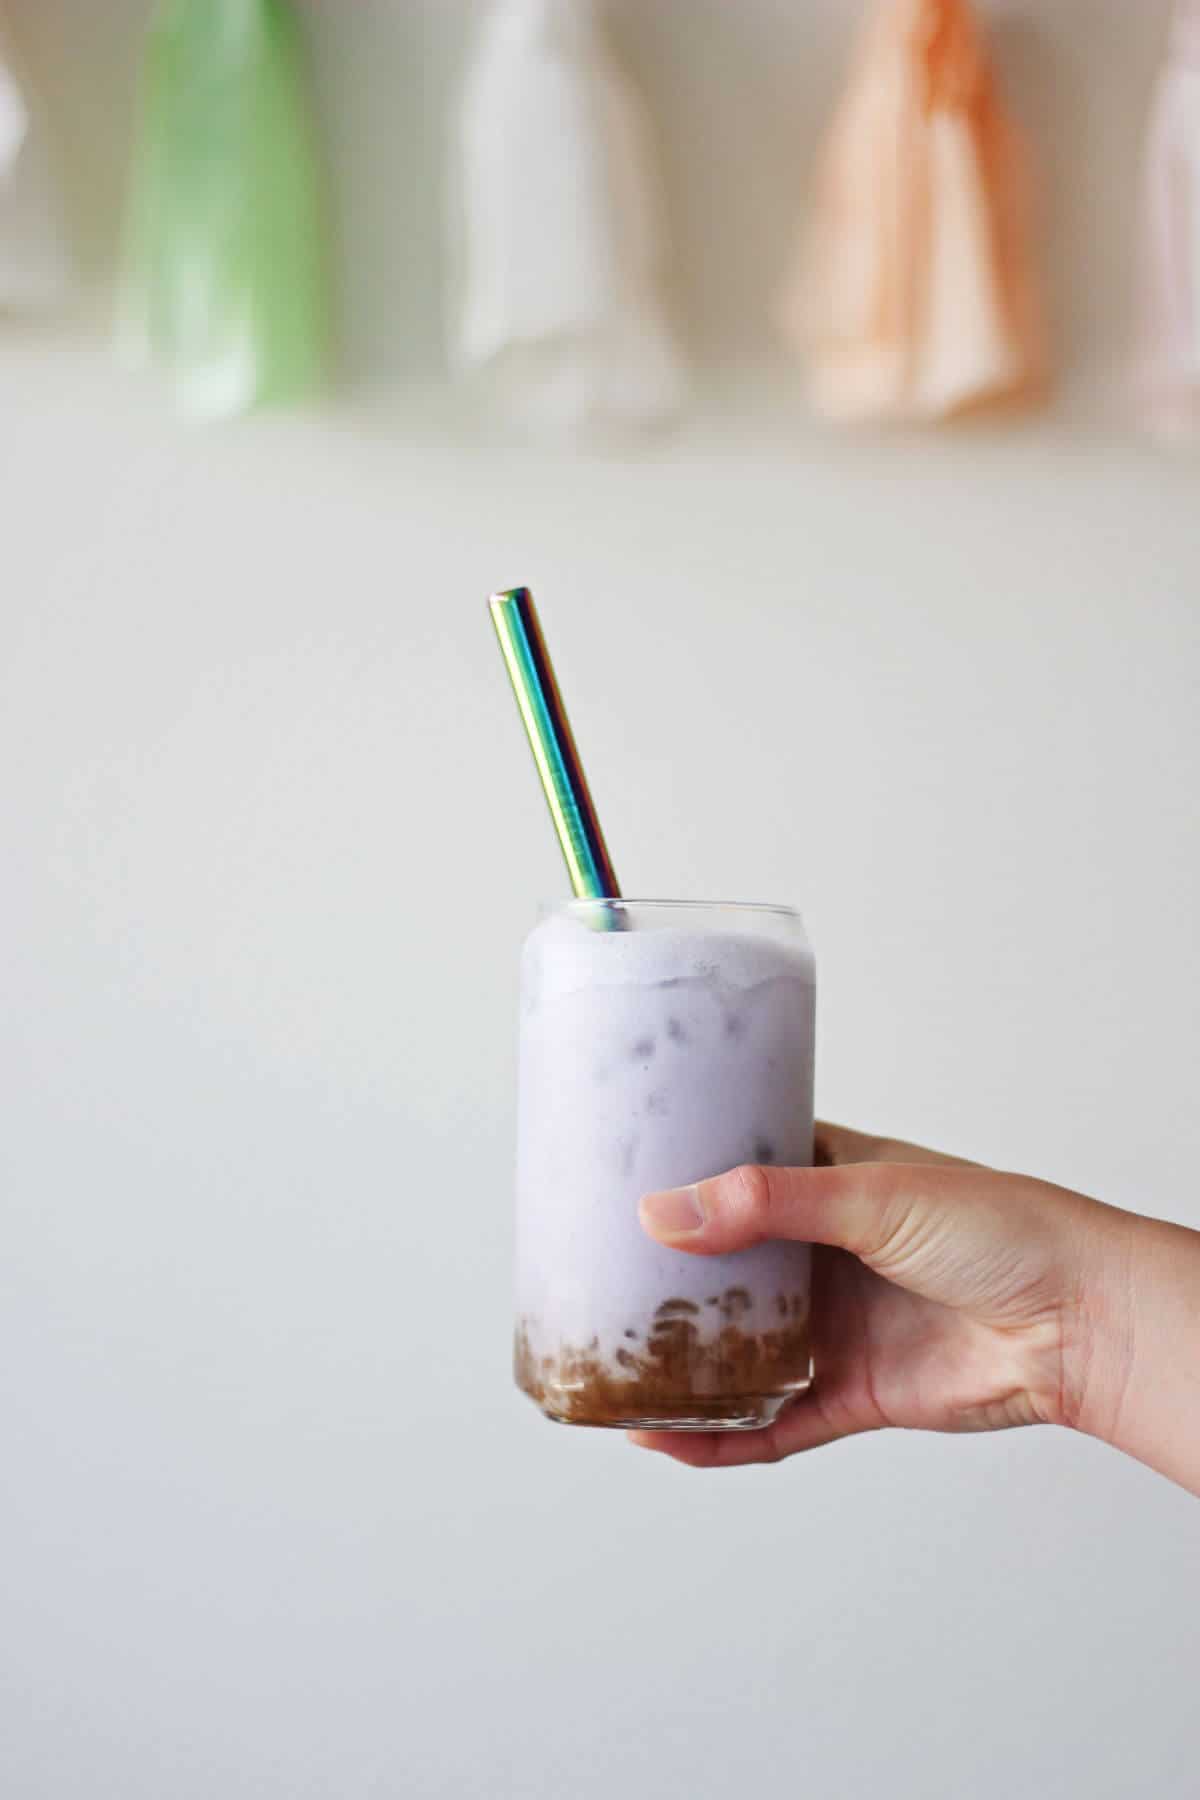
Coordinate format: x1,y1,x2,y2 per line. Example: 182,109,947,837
119,0,327,418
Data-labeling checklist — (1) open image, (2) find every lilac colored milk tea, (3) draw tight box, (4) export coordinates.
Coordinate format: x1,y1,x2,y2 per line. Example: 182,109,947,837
514,901,816,1430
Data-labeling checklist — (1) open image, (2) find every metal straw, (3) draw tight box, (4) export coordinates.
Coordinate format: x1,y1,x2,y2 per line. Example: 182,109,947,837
489,587,622,902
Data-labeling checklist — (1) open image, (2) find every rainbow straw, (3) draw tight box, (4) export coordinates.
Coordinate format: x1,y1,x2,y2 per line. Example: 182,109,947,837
489,587,621,902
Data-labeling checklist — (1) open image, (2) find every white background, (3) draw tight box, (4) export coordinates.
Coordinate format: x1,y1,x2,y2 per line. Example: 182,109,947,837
3,4,1199,1797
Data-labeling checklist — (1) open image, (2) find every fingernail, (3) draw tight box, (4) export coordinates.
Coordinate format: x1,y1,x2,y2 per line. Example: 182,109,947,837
641,1184,705,1236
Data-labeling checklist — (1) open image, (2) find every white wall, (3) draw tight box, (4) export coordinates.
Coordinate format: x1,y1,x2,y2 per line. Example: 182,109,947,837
3,5,1198,1799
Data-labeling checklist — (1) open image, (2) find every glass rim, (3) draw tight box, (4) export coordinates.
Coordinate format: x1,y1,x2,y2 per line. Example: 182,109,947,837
553,896,804,922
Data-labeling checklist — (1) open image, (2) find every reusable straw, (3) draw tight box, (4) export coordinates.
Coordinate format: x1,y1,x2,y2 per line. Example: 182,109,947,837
489,587,622,902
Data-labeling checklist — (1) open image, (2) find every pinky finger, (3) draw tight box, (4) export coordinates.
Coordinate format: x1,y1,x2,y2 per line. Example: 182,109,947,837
627,1394,874,1469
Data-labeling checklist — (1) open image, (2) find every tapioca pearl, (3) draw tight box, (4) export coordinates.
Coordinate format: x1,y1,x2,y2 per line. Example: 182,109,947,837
630,1036,656,1063
665,1017,688,1045
648,1316,700,1360
753,1138,777,1165
644,1089,669,1117
719,1287,753,1322
655,1297,701,1318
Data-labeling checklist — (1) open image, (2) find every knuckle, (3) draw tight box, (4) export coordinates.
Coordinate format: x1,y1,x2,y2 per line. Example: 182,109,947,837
858,1165,943,1265
725,1162,775,1237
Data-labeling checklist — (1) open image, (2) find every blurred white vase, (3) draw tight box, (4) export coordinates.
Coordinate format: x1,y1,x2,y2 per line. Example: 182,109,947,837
0,13,71,312
451,0,686,441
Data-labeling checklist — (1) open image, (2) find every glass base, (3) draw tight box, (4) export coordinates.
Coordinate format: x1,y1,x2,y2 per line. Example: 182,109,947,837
531,1375,811,1433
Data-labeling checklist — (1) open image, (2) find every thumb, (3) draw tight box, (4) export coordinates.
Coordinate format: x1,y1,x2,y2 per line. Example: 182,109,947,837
639,1160,965,1265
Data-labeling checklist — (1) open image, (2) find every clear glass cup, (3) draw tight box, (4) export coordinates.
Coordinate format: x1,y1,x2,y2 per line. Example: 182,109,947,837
513,899,816,1430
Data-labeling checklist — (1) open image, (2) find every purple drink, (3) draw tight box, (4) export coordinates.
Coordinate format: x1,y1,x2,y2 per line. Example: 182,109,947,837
514,900,816,1430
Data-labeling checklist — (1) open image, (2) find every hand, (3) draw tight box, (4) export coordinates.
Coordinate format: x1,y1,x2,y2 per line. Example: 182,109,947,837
630,1123,1200,1494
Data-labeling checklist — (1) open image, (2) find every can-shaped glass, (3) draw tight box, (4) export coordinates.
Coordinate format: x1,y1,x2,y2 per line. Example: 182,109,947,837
514,899,816,1430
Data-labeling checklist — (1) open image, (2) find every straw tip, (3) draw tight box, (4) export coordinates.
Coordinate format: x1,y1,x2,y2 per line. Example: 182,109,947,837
489,586,532,611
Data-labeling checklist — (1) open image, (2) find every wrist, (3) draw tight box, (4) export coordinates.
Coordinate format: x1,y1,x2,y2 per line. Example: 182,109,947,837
1064,1199,1139,1444
1070,1203,1200,1494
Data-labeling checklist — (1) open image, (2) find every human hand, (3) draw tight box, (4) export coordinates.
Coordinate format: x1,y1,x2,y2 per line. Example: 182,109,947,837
631,1123,1200,1493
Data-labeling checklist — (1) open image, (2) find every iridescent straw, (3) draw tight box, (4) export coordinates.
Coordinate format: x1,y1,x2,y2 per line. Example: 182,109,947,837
489,587,622,903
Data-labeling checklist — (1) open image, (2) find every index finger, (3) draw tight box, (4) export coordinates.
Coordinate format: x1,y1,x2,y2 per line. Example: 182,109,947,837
816,1121,979,1170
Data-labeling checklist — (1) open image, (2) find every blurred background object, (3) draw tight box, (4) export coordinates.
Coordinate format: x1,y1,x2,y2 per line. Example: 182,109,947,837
0,2,72,309
0,0,1193,438
780,0,1047,423
451,0,685,439
117,0,326,418
1137,0,1200,443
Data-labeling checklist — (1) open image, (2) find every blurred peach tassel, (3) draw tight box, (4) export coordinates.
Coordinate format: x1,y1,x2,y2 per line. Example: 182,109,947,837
779,0,1046,423
1138,1,1200,444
